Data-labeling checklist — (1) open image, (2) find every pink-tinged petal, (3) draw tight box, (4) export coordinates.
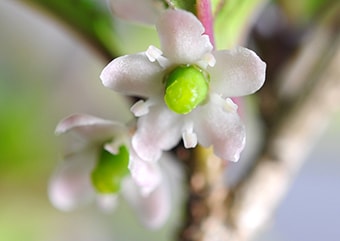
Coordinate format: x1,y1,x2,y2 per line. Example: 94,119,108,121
209,47,266,97
193,94,246,162
109,0,165,25
100,53,164,98
156,9,213,64
55,114,125,154
132,103,182,162
129,151,162,195
122,177,171,229
56,114,123,137
48,149,97,211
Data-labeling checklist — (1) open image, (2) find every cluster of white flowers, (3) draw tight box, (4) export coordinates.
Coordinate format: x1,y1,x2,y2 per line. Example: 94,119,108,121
49,1,266,229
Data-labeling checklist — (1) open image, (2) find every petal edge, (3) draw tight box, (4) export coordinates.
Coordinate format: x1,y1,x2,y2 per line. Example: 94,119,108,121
209,47,266,97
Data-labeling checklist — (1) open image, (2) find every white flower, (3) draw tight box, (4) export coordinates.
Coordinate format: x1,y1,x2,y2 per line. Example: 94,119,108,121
100,9,266,162
122,175,171,229
49,114,170,228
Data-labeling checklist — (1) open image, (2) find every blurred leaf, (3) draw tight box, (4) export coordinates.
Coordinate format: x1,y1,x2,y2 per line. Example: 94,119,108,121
23,0,120,60
213,0,267,49
172,0,196,14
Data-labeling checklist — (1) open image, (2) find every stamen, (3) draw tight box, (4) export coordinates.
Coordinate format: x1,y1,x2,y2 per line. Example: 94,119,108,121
224,98,238,113
182,122,198,148
145,45,170,68
104,136,126,155
130,99,151,117
198,52,216,69
205,53,216,67
145,45,163,62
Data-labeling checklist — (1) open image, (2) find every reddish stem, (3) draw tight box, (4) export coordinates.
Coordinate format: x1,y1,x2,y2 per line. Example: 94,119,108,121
196,0,215,48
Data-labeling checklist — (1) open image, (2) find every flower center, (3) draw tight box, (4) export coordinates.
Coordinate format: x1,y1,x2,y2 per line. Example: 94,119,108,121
164,65,209,114
91,145,129,194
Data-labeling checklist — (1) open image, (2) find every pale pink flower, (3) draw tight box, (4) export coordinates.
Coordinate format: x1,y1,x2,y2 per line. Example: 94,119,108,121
100,9,266,162
49,114,170,228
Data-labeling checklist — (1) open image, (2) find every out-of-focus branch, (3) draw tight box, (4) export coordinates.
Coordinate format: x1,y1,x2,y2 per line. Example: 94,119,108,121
179,5,339,241
179,147,230,241
225,14,340,241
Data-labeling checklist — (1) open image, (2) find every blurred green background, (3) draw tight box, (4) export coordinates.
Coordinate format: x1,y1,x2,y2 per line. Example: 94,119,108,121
0,0,339,241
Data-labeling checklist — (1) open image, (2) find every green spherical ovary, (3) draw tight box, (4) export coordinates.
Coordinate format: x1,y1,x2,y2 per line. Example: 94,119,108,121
91,145,129,194
164,65,209,114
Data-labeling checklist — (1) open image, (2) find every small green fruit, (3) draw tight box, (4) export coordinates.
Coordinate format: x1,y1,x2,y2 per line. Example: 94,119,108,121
164,65,209,114
91,145,129,194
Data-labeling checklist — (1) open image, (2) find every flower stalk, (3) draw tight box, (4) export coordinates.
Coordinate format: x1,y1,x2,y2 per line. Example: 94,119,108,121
179,146,230,241
197,0,215,47
179,2,230,241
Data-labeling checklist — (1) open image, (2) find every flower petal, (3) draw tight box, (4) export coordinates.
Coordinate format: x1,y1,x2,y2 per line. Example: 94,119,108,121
122,176,171,229
48,149,97,211
55,114,125,155
132,103,182,162
129,150,162,195
109,0,165,25
156,9,213,64
209,47,266,97
100,53,164,98
193,94,246,162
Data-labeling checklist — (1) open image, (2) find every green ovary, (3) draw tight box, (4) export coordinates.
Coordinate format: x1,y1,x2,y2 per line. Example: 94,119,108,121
91,145,129,194
164,65,209,114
